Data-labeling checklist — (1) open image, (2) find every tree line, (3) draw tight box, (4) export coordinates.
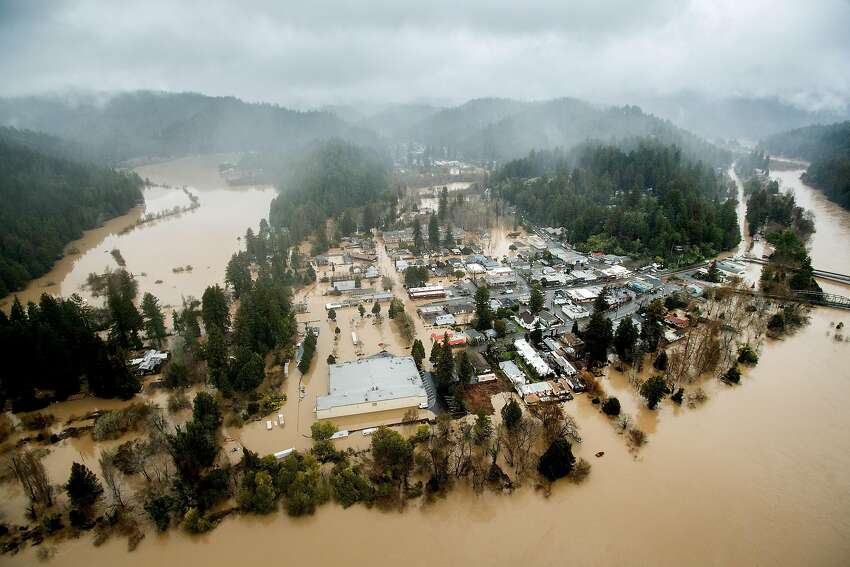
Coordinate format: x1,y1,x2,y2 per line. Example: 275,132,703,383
495,141,740,262
268,139,396,247
0,132,143,297
761,121,850,210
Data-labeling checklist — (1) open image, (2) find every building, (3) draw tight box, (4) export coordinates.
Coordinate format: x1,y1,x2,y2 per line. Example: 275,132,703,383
408,285,446,299
566,287,602,304
431,329,466,346
129,350,168,375
434,314,457,326
499,360,527,388
315,354,428,419
514,310,539,331
332,280,357,293
514,338,554,377
561,303,590,321
527,235,547,250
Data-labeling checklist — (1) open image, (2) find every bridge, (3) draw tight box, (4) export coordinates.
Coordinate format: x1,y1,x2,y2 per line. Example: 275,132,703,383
739,256,850,286
731,288,850,310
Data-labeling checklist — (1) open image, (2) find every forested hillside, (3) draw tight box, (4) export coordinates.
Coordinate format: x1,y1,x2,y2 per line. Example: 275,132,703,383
0,136,143,296
385,98,732,166
0,91,379,163
268,140,394,245
761,122,850,209
495,142,739,262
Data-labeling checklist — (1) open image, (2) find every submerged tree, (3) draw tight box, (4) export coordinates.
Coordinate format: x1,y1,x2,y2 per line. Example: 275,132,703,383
141,292,167,347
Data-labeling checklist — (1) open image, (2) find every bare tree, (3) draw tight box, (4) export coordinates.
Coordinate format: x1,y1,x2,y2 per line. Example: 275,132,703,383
10,450,52,509
100,449,127,510
500,417,540,480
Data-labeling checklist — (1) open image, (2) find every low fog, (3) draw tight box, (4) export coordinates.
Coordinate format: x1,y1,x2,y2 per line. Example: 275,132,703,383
2,0,849,112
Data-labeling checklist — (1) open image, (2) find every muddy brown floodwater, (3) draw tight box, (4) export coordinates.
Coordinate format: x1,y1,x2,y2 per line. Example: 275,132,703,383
4,160,850,566
1,154,276,311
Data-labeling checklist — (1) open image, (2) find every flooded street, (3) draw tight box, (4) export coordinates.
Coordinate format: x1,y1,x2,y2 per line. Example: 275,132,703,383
4,159,850,566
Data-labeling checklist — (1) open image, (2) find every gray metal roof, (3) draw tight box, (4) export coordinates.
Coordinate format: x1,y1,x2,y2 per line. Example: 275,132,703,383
316,354,426,411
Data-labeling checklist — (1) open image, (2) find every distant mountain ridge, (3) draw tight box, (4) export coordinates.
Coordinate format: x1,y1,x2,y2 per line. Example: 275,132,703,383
374,97,732,166
0,91,379,164
2,90,797,167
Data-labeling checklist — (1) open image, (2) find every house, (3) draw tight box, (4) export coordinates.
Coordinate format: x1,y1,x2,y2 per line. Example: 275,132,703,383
550,353,577,376
513,310,539,331
333,280,357,293
527,235,547,250
498,360,527,388
468,351,496,383
434,314,457,326
316,354,428,419
431,330,466,346
514,338,554,377
408,286,446,299
664,314,690,329
561,303,590,321
464,328,486,345
129,350,169,375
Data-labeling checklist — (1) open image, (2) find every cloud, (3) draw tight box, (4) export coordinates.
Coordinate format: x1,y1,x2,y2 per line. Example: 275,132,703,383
0,0,848,110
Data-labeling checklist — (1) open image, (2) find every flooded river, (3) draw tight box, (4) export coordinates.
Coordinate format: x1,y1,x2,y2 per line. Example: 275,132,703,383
1,155,276,311
4,161,850,565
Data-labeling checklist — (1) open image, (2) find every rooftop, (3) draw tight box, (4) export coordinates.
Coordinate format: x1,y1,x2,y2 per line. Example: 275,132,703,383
316,354,426,412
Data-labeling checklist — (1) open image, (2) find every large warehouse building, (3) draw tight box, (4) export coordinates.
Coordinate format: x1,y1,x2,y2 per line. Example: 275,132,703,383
315,353,428,419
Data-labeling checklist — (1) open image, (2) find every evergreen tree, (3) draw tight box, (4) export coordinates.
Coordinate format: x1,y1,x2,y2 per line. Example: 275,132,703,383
65,462,103,513
428,214,440,249
411,339,426,369
412,221,424,251
202,284,230,333
613,316,639,362
435,335,455,394
583,311,613,365
141,292,167,348
537,438,575,482
529,283,545,314
501,398,522,431
443,224,455,247
474,286,492,330
438,186,449,220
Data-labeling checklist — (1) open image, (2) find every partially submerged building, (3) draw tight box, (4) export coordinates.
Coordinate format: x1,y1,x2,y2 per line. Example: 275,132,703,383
129,349,169,375
315,354,428,419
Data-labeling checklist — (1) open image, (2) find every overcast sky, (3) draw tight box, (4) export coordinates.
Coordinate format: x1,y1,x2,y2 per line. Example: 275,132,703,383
1,0,849,110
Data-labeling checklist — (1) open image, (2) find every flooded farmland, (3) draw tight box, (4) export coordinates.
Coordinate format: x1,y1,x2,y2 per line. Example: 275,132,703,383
3,159,850,566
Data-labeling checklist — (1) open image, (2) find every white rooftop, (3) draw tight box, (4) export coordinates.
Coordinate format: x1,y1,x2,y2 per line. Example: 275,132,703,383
316,354,426,412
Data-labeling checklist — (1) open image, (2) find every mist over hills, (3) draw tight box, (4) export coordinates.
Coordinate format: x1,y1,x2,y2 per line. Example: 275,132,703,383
0,91,379,164
2,89,844,168
632,93,850,143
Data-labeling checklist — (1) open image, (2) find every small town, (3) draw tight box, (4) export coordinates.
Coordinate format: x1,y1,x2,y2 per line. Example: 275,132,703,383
2,3,850,565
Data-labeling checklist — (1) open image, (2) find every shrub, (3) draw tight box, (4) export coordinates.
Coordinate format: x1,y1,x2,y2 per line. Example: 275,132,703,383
501,398,522,430
41,512,63,534
92,403,155,441
182,507,214,533
20,412,55,431
330,464,374,508
723,366,742,384
537,438,575,482
144,495,174,531
653,351,668,371
671,388,685,405
737,345,759,365
601,398,621,416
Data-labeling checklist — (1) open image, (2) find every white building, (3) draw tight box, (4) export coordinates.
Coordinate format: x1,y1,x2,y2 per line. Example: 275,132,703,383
514,338,554,377
316,354,428,419
498,360,527,388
